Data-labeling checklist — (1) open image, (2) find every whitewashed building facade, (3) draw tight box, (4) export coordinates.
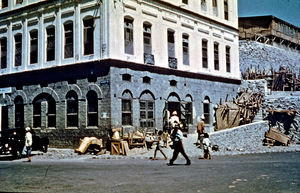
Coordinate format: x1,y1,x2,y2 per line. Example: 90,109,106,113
0,0,240,147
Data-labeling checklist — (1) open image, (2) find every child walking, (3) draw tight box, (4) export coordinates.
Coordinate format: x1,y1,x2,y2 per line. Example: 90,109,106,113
162,129,169,148
152,130,168,160
203,133,212,159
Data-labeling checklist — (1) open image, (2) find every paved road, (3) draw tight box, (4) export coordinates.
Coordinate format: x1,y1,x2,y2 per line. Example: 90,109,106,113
0,152,299,193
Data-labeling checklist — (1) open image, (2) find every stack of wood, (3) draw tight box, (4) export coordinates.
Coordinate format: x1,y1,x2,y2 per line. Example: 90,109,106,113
242,66,300,91
214,91,263,131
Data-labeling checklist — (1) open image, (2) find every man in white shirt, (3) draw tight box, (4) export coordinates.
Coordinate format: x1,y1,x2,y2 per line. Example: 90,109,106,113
169,111,180,128
22,127,33,162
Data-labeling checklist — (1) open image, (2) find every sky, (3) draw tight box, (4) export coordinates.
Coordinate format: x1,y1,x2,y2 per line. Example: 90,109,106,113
238,0,300,27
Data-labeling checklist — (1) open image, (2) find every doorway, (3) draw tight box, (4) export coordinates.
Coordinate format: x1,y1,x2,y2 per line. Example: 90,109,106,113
168,102,181,119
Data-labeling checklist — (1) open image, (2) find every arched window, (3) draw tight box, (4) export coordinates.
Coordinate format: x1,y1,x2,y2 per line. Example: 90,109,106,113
122,90,132,125
87,91,98,127
66,91,78,127
203,96,210,124
64,21,73,58
14,96,24,129
182,95,193,125
30,30,38,64
124,17,134,55
33,93,56,128
46,26,55,61
139,91,155,129
83,17,94,55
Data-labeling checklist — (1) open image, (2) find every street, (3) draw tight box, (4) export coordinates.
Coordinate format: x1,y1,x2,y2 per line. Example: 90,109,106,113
0,152,299,193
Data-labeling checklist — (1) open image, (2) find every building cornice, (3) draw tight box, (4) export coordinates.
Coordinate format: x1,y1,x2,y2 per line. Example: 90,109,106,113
150,0,239,32
0,59,241,88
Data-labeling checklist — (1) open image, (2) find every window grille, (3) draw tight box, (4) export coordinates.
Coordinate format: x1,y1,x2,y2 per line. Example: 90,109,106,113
139,91,155,129
122,91,133,126
2,0,8,8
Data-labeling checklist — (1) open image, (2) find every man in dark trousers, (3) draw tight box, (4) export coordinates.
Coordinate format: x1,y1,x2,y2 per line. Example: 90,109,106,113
168,125,191,166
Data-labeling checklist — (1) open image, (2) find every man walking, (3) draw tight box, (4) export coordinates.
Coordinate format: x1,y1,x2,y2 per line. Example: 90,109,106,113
22,127,33,162
168,125,191,166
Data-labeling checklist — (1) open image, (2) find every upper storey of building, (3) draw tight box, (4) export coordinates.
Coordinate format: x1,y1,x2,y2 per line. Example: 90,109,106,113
239,15,300,51
0,0,240,80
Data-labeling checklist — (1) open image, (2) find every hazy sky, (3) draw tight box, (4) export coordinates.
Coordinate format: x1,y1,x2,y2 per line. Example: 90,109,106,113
238,0,300,27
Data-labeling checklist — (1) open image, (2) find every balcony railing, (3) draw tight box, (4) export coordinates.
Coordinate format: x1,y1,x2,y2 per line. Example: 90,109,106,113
168,57,177,69
144,53,154,65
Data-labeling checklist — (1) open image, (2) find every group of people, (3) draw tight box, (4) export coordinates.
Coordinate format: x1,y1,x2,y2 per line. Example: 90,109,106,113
23,110,211,164
152,111,212,165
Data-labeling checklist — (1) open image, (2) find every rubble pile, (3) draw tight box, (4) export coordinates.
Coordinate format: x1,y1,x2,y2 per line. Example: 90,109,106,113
239,41,300,78
262,92,300,144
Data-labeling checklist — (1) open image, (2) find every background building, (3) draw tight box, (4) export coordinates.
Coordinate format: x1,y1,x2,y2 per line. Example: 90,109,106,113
0,0,240,147
239,16,300,91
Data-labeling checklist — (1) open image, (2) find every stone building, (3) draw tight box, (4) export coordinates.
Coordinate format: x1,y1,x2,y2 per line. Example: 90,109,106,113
0,0,240,147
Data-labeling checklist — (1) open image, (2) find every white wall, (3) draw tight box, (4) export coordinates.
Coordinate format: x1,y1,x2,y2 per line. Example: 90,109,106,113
108,0,240,79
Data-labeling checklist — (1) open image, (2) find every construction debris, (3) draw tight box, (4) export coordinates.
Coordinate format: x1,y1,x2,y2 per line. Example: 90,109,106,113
214,91,263,131
264,109,299,144
264,127,291,146
242,66,300,91
75,137,105,155
109,128,147,156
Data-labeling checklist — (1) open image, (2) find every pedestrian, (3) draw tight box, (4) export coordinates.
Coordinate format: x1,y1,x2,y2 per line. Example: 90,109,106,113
169,111,180,129
203,133,212,160
22,127,33,162
162,129,169,148
152,130,168,160
168,125,191,166
196,115,205,149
